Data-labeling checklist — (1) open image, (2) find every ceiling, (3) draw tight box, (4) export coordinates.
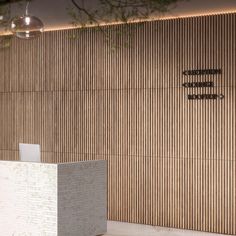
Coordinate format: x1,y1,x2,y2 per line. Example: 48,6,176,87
5,0,236,31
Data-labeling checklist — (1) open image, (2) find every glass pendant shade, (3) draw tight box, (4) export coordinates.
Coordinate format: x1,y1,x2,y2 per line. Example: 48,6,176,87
11,15,44,39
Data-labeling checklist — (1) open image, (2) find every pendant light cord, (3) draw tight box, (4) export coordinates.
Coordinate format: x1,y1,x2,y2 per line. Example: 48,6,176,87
25,1,30,15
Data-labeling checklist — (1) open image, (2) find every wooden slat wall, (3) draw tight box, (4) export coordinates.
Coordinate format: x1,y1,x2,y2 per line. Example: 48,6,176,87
0,13,235,235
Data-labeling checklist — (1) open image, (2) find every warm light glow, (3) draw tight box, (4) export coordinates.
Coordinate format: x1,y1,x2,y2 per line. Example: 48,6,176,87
25,16,31,26
42,9,236,33
11,23,16,29
1,9,236,36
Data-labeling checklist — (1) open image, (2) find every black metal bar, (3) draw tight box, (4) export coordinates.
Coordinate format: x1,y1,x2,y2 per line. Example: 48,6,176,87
183,82,214,88
188,94,224,100
183,69,222,76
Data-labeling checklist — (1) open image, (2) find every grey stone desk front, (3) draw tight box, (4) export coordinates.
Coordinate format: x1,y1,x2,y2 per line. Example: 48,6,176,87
0,160,107,236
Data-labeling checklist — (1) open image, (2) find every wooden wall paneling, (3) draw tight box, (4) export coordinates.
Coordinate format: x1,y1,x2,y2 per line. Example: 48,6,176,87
0,12,235,235
0,93,5,150
37,92,53,152
0,50,5,92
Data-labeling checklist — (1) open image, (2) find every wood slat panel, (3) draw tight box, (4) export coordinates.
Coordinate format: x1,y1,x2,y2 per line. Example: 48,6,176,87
0,12,235,235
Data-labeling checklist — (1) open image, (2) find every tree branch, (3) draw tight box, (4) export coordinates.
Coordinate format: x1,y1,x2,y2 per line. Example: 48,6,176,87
70,0,111,40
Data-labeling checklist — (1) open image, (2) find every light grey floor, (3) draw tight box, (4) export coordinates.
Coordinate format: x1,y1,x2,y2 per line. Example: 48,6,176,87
104,221,231,236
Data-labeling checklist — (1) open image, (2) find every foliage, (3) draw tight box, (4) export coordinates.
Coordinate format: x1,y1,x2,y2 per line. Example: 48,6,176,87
68,0,185,50
70,0,184,26
0,3,10,28
0,35,11,49
0,0,185,50
0,3,11,49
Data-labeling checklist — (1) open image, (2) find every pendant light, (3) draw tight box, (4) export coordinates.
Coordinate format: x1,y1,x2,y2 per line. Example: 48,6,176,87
10,1,44,39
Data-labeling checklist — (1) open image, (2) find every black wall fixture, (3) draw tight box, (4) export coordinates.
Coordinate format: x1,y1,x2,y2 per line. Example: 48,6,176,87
183,82,214,88
188,94,224,100
183,69,222,76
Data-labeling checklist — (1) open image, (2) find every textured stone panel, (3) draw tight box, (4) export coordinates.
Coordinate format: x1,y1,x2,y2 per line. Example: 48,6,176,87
58,160,107,236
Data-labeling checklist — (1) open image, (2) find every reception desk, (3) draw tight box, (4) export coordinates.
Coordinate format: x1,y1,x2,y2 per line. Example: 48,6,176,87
0,160,107,236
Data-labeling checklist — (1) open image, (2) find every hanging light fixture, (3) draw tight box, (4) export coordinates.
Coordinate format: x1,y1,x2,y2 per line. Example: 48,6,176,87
10,1,44,39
